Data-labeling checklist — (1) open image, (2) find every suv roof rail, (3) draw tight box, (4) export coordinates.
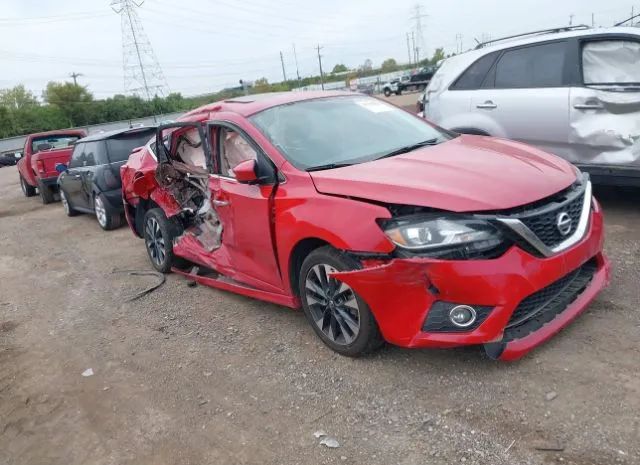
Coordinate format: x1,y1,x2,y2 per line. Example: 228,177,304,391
614,13,640,26
474,25,591,49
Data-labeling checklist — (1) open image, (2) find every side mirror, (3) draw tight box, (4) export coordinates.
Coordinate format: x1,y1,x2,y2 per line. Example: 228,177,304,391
233,159,259,184
55,163,68,174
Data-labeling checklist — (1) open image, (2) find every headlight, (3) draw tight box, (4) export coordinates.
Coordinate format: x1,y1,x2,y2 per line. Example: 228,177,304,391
381,215,503,256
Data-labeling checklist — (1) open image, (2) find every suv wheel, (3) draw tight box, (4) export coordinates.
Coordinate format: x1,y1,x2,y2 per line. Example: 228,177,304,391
60,189,79,217
143,208,184,273
299,246,384,357
37,179,55,204
94,194,121,231
20,175,36,197
383,88,392,97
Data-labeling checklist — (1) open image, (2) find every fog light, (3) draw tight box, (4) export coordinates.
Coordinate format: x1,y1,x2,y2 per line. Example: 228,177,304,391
449,305,477,328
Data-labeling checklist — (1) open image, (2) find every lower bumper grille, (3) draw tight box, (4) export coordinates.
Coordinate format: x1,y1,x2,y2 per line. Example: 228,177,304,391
503,259,598,343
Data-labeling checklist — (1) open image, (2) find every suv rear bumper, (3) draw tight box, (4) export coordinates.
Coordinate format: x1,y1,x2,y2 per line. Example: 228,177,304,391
38,176,60,188
332,208,609,361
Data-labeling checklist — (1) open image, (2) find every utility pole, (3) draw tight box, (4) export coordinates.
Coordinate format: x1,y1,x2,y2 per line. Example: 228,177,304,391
411,31,416,65
569,13,575,26
406,33,412,65
279,51,288,83
632,6,635,25
69,71,83,86
455,33,463,54
292,43,301,81
316,44,325,90
592,13,595,27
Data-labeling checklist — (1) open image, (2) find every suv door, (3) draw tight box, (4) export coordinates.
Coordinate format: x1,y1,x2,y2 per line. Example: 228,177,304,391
77,141,107,211
207,121,283,292
470,41,571,157
568,36,640,172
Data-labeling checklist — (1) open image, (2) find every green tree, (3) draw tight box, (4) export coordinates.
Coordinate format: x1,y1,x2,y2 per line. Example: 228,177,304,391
43,82,94,126
331,64,348,74
380,58,398,72
0,85,38,110
253,77,270,93
359,59,373,72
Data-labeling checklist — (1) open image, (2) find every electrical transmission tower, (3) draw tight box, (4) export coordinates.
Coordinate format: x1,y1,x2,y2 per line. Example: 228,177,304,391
411,4,428,64
111,0,169,100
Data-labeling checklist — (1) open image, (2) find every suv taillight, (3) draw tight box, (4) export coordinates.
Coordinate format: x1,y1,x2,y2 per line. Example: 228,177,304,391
36,160,45,174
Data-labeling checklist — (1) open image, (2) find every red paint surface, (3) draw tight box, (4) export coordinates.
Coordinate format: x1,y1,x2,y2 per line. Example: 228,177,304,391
121,92,609,360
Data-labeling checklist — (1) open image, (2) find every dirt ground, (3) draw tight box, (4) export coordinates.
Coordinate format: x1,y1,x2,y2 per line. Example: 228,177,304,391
0,156,639,465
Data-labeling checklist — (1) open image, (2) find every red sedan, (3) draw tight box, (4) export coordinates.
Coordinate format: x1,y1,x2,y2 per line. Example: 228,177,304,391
121,91,610,360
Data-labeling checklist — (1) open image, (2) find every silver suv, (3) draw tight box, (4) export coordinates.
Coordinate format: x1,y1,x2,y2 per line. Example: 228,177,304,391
423,25,640,186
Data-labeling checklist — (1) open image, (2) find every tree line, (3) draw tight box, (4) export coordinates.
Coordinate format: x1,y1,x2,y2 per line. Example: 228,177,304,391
0,49,447,139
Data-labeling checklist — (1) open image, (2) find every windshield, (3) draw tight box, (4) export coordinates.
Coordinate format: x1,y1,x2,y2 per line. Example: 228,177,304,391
106,129,156,162
31,135,81,153
250,96,450,170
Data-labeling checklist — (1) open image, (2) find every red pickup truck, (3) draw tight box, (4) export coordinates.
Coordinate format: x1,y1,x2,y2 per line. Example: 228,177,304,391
17,129,87,204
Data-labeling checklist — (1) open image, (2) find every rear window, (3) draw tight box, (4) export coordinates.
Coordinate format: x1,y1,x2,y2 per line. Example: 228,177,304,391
494,42,567,88
106,129,155,162
31,135,81,153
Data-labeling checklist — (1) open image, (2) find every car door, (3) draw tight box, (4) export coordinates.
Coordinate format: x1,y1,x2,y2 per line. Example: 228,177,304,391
63,143,86,207
207,121,283,292
76,141,104,210
470,40,571,158
568,36,640,169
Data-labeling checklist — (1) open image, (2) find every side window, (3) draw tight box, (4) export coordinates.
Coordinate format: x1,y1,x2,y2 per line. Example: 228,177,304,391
218,128,258,178
451,52,498,90
82,141,99,166
582,40,640,86
495,42,567,89
68,144,84,168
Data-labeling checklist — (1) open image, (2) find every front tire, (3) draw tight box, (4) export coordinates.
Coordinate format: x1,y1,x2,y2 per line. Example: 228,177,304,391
383,88,391,97
143,208,184,273
299,246,384,357
20,175,36,197
94,194,121,231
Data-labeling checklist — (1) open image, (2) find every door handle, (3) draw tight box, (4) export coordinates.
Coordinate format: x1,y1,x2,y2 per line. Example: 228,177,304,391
573,103,603,110
212,199,229,207
476,101,497,109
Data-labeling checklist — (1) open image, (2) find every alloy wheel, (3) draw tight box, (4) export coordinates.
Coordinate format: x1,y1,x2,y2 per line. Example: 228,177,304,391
305,264,361,345
145,217,166,266
94,196,107,227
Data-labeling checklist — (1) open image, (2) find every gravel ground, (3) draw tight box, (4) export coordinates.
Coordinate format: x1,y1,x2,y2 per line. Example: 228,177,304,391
1,154,639,465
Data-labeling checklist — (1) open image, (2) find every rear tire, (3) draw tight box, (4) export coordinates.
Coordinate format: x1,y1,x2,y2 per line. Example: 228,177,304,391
94,193,122,231
37,179,55,204
20,175,36,197
143,208,185,273
60,189,79,217
299,246,384,357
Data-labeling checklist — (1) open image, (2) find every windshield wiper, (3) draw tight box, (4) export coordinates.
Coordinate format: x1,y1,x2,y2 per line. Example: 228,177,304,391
376,138,440,160
306,162,355,172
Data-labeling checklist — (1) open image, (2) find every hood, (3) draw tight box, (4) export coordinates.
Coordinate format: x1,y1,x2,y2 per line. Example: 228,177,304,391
309,135,576,212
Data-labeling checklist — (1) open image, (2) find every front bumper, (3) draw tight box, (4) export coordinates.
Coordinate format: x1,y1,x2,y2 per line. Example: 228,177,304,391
332,208,609,361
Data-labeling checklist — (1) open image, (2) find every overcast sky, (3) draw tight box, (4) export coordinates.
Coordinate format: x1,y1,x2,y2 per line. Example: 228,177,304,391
0,0,636,99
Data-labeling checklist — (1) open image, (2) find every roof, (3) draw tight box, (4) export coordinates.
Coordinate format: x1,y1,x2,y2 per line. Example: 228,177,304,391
183,90,357,119
28,128,87,139
80,126,157,143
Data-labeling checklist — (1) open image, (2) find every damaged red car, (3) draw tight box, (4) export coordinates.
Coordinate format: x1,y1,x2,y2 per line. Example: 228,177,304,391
121,92,610,360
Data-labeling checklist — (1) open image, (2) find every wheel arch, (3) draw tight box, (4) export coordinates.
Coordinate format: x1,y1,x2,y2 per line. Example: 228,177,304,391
133,197,162,238
287,237,332,299
451,127,491,136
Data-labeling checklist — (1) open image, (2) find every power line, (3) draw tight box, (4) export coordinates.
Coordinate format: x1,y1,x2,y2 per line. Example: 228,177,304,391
69,72,83,86
411,3,428,64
